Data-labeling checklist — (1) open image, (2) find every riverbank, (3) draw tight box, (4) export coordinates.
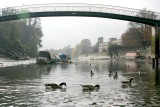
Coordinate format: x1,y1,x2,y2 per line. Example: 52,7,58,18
79,53,110,60
0,57,36,68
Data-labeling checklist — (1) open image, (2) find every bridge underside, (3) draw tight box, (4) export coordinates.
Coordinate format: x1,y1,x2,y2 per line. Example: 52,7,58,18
1,11,160,26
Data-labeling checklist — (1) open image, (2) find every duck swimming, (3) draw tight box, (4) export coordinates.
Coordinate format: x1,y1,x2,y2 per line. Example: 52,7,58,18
90,70,94,75
81,84,100,91
121,78,133,84
44,82,67,89
138,70,144,74
113,72,118,79
108,70,113,77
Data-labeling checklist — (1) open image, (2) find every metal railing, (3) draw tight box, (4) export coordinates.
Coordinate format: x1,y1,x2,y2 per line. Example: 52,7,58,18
0,3,160,20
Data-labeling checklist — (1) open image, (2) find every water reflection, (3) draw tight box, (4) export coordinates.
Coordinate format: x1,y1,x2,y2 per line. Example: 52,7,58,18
0,60,160,106
0,64,42,79
155,69,160,84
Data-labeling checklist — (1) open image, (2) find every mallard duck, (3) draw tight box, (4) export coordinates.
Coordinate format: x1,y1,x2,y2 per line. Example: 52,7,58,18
81,84,100,91
121,78,133,84
44,82,66,89
113,72,118,79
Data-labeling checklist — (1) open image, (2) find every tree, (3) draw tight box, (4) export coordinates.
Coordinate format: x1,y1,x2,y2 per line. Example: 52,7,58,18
108,44,121,58
92,37,103,53
72,44,81,58
121,28,141,48
20,18,43,57
125,9,155,48
62,45,72,56
0,8,43,58
79,39,92,55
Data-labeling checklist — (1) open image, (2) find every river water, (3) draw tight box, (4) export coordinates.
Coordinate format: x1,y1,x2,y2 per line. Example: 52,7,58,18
0,58,160,107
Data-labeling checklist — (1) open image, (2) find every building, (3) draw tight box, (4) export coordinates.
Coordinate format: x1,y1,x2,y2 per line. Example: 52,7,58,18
109,38,117,43
98,38,122,53
99,42,109,53
111,39,122,45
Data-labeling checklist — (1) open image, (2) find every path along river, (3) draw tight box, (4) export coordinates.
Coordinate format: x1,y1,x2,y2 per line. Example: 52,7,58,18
0,58,160,107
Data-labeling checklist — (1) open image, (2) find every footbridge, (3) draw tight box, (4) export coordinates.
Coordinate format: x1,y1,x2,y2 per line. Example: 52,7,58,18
0,3,160,26
0,3,159,68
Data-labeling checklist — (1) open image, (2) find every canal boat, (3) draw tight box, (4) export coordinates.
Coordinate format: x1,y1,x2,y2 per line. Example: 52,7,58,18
125,52,140,59
36,51,52,64
36,51,61,64
59,54,71,63
50,53,60,63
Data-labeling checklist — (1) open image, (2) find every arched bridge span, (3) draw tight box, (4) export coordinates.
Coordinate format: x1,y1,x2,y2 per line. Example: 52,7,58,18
0,3,159,67
0,3,160,26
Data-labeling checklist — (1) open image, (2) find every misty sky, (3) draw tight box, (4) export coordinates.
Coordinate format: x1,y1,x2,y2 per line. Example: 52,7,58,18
1,0,160,50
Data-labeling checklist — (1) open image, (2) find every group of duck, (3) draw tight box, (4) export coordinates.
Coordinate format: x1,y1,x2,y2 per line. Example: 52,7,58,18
44,69,133,92
44,82,100,92
108,70,133,86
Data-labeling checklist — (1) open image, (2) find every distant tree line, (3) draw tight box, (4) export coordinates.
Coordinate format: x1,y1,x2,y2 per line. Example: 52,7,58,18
49,45,72,56
0,8,43,58
38,8,160,59
55,9,160,59
121,9,157,49
72,39,92,58
104,9,160,58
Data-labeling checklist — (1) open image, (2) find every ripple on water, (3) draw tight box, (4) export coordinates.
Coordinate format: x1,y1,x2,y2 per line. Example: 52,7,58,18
0,60,159,106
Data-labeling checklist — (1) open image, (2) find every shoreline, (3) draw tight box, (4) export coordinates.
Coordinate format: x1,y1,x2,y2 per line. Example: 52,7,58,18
0,57,36,68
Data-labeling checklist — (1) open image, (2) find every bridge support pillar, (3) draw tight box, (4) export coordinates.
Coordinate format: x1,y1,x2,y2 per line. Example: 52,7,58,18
151,26,159,69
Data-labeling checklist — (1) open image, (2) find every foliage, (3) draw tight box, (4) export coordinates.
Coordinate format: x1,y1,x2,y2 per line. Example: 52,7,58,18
108,44,121,58
50,45,73,56
61,45,72,56
72,39,92,57
121,9,154,49
72,44,81,58
0,8,43,58
79,39,92,55
121,28,142,48
92,37,103,53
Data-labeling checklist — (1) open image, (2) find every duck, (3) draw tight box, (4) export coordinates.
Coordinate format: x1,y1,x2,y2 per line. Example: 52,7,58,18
90,70,94,75
108,70,113,77
44,82,67,89
113,72,118,79
121,78,133,84
69,60,72,64
81,84,100,91
137,64,141,68
138,70,143,74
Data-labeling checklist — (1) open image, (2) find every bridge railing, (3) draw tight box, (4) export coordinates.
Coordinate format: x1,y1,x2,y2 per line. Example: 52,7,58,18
0,3,160,20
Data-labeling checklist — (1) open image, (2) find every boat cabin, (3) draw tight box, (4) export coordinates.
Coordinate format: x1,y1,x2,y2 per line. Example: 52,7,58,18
36,51,51,64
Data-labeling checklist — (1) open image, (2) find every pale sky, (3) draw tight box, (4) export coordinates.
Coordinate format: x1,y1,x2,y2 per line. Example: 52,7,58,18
1,0,160,50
